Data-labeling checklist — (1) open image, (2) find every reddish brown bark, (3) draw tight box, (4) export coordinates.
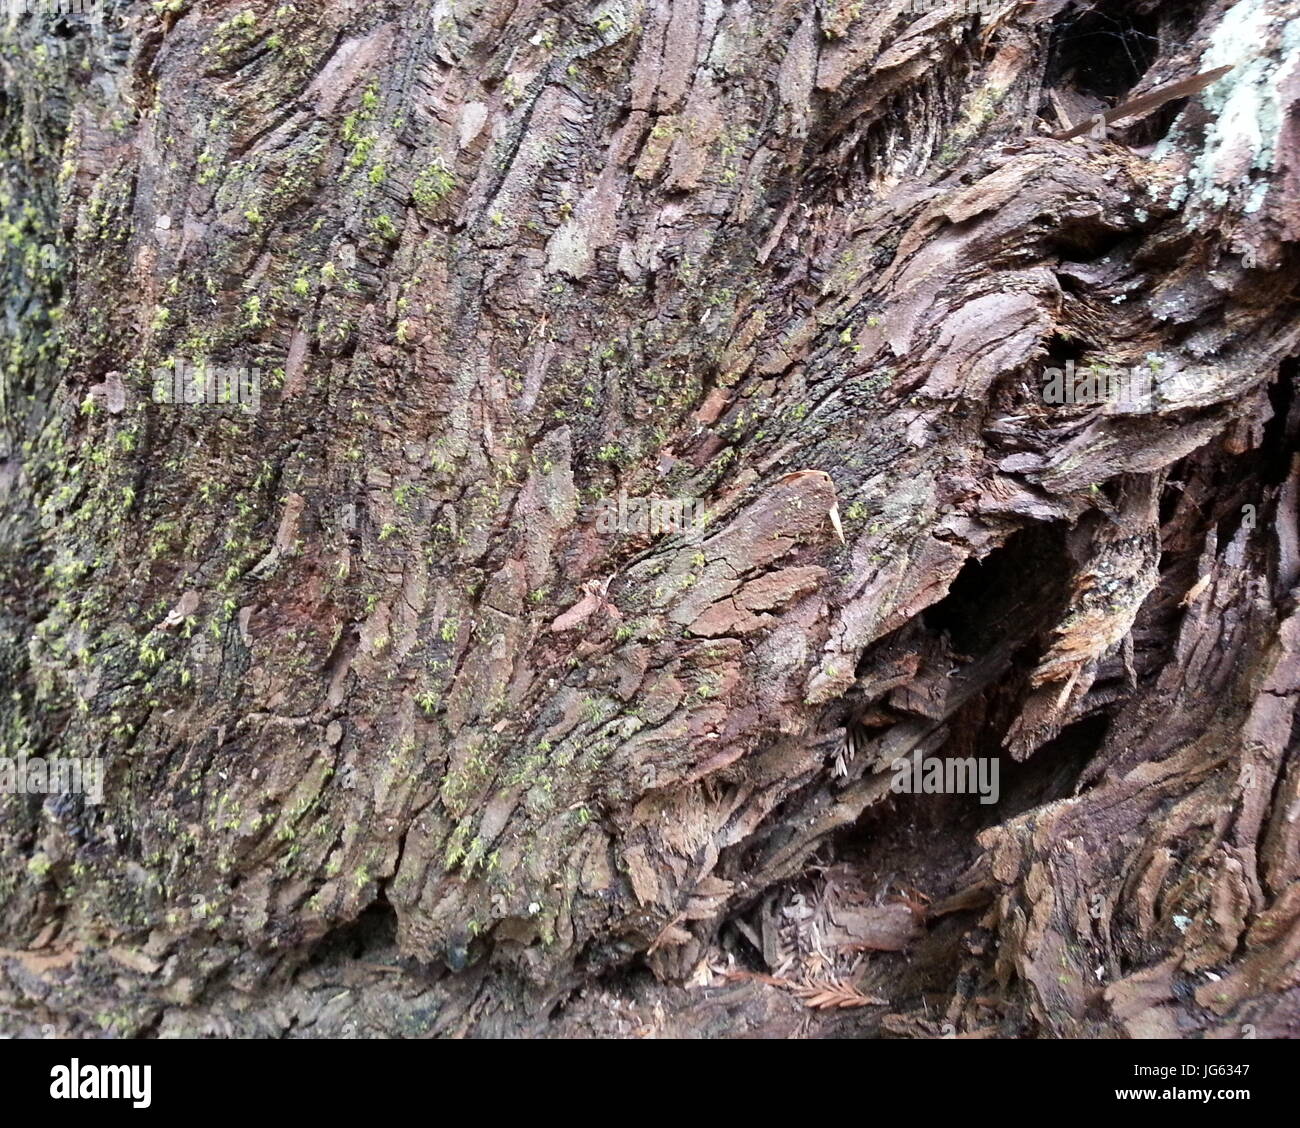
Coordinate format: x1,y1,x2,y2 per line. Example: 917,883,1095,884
1,0,1297,1038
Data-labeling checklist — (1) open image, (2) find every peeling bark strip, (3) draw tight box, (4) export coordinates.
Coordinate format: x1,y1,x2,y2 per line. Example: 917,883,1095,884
0,0,1298,1038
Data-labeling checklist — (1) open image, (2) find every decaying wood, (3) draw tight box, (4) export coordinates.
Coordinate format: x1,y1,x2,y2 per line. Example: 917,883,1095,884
0,0,1297,1038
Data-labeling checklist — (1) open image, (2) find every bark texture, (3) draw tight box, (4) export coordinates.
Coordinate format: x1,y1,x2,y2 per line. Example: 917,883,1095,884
1,0,1298,1038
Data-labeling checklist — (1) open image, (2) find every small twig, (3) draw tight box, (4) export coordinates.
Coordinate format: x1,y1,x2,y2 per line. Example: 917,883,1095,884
1052,65,1234,141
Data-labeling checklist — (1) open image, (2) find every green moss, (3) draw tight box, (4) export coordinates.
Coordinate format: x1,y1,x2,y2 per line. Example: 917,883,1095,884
370,214,398,241
412,161,455,213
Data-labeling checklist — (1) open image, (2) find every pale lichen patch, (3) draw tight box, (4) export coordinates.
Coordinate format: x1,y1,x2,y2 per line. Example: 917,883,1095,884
1160,0,1300,214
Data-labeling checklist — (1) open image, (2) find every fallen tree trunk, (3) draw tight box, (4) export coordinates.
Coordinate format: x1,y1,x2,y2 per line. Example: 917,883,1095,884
1,0,1297,1037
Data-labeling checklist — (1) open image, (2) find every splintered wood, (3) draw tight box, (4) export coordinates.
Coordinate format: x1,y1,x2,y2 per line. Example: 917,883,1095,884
706,865,926,1012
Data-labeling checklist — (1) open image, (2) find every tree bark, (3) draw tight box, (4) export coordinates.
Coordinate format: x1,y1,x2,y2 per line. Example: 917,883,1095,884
1,0,1297,1038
